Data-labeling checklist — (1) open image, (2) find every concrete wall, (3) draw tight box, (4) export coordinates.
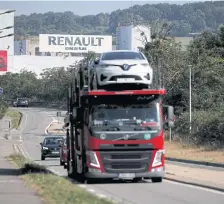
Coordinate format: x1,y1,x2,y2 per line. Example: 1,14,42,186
12,55,84,77
0,10,15,74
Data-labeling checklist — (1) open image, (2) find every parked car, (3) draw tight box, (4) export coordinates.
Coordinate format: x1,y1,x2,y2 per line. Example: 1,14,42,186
89,50,153,90
13,98,29,107
59,138,67,168
40,136,64,160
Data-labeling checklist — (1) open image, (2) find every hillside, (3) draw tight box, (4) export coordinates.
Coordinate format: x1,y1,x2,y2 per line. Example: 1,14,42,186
15,1,224,38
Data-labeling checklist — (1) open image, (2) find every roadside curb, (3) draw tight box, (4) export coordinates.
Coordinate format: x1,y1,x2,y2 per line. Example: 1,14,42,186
166,157,224,169
165,175,224,193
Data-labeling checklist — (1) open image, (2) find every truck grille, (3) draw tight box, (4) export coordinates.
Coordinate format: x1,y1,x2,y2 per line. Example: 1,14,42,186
100,151,152,173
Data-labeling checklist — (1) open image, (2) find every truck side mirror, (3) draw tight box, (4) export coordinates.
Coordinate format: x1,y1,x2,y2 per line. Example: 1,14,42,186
40,142,43,146
167,106,175,128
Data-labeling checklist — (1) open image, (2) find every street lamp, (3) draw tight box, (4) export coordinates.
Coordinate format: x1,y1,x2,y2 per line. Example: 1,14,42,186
188,65,192,135
0,10,16,15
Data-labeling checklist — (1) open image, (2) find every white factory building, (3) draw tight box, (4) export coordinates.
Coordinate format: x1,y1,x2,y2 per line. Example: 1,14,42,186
0,9,15,75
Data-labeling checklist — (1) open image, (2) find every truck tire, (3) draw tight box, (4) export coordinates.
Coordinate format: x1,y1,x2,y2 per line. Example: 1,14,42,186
151,177,162,183
60,159,64,166
41,154,45,160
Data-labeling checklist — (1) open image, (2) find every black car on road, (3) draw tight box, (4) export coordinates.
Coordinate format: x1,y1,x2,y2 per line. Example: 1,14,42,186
13,98,29,107
40,136,64,160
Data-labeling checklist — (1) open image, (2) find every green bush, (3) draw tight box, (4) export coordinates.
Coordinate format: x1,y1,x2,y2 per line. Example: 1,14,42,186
174,108,224,146
0,101,8,119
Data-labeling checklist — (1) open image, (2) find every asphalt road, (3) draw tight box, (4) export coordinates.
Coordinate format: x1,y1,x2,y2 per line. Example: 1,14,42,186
17,107,224,204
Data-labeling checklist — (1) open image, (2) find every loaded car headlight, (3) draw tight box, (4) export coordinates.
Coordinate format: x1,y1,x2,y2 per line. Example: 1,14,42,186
141,63,150,67
43,147,48,150
152,150,165,167
100,64,111,68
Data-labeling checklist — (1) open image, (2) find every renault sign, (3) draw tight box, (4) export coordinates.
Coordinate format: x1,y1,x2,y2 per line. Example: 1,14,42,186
39,34,112,53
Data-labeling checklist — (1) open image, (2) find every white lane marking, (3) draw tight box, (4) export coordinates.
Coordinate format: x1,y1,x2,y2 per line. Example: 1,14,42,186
163,179,224,195
87,188,95,193
19,113,28,141
78,184,87,188
13,144,20,153
44,113,57,135
0,180,23,183
96,194,107,199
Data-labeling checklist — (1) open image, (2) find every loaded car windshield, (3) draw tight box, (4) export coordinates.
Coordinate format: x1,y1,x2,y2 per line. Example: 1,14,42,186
101,52,145,60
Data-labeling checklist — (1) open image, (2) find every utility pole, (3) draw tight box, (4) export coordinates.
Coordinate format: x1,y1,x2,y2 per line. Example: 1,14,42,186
189,65,192,135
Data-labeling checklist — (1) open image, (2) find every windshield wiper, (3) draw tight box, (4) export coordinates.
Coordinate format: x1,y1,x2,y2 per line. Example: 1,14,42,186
134,126,152,131
102,126,120,131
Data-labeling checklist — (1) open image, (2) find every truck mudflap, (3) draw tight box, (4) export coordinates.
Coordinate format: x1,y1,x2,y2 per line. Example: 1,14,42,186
85,166,165,179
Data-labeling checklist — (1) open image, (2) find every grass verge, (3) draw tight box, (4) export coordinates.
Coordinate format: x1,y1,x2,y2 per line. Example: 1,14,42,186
8,154,115,204
165,141,224,164
5,109,21,129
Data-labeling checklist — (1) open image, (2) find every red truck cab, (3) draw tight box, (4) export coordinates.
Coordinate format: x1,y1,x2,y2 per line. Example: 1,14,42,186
66,89,174,183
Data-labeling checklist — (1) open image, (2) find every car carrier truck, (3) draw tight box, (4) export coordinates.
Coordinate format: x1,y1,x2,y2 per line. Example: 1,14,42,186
64,57,175,183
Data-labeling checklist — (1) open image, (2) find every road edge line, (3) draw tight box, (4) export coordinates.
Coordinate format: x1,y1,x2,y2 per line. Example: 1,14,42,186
164,176,224,193
166,157,224,169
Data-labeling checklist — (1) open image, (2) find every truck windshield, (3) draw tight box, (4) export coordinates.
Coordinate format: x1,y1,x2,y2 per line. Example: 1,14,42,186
89,104,161,140
90,103,161,128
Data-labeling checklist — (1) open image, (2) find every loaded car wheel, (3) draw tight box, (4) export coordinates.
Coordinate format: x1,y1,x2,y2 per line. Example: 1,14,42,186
60,158,64,166
41,154,45,160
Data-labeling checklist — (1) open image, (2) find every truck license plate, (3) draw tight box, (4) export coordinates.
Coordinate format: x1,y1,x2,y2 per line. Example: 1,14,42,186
117,78,135,82
118,173,135,179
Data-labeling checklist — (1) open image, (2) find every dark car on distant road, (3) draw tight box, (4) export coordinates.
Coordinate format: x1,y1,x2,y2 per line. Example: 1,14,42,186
13,98,29,107
40,136,64,160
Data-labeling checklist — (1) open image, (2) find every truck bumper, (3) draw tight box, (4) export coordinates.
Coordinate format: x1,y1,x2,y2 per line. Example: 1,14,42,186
85,166,165,179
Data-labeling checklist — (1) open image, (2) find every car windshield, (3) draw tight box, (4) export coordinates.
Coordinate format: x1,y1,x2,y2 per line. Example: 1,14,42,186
18,98,27,101
44,137,63,145
90,103,160,128
101,52,145,60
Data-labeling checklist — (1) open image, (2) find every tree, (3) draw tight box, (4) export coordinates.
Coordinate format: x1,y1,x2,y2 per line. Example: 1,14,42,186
14,1,224,38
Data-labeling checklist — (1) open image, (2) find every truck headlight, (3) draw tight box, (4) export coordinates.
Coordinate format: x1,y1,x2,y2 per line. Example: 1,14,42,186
152,150,165,167
87,151,100,168
43,147,48,150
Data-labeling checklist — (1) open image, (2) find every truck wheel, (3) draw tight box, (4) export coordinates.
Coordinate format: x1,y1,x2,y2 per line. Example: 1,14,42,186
151,177,162,183
41,155,45,160
60,159,64,166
